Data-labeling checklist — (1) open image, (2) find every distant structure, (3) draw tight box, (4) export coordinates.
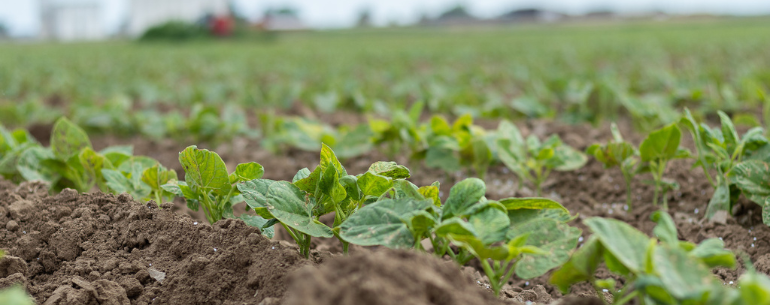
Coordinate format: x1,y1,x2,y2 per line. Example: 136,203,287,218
258,8,307,31
584,9,617,20
497,8,566,23
356,9,372,28
40,0,105,41
126,0,229,37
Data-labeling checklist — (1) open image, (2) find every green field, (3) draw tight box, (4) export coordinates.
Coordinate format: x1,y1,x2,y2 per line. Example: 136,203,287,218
2,17,769,130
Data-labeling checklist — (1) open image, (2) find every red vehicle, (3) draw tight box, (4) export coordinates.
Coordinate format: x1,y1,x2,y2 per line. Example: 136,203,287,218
210,16,234,37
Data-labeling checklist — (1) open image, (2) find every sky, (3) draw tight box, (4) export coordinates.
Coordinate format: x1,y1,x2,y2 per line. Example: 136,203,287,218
1,0,769,36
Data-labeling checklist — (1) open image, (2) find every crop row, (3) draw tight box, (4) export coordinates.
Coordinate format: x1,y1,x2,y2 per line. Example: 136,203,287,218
7,106,770,224
3,116,770,303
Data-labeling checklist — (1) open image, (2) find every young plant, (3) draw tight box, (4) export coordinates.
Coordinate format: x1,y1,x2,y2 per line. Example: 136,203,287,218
551,211,736,305
238,144,413,257
338,177,581,296
162,145,263,224
680,109,768,219
15,117,122,193
0,124,41,183
638,123,690,209
415,114,493,179
142,164,179,205
729,160,770,225
586,123,639,210
369,101,424,159
102,157,178,206
496,120,587,196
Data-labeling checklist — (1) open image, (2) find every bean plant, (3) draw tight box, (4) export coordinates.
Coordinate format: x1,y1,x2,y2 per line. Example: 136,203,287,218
414,114,493,179
586,123,639,210
680,109,769,219
237,144,414,257
496,120,587,196
338,177,581,296
162,145,264,224
551,211,739,304
638,123,690,209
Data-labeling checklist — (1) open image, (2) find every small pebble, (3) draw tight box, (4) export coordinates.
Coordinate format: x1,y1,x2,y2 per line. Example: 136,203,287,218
694,208,699,214
194,222,198,225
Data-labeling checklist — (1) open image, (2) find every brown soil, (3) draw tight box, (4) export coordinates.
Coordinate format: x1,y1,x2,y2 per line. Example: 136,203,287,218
283,249,509,305
8,116,767,303
0,180,532,304
0,180,321,304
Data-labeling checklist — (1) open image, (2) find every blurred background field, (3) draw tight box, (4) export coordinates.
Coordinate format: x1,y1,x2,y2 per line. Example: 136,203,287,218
1,2,769,156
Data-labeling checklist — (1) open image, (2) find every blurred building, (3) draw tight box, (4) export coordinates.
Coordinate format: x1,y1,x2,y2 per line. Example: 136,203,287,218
497,9,566,23
126,0,229,37
258,8,307,31
40,0,105,41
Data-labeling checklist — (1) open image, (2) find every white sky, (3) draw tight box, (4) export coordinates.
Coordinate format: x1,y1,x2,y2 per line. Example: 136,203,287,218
1,0,769,36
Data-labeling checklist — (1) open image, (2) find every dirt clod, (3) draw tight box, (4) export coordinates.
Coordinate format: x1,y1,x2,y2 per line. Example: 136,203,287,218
283,249,507,305
0,181,318,304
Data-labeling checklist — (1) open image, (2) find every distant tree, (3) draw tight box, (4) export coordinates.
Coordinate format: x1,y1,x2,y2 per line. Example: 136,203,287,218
139,21,207,41
439,5,473,19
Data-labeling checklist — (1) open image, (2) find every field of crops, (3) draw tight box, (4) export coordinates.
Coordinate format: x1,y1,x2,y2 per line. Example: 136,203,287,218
2,17,770,305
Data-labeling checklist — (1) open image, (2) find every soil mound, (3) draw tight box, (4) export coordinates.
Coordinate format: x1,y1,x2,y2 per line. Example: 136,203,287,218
0,181,319,305
283,249,508,305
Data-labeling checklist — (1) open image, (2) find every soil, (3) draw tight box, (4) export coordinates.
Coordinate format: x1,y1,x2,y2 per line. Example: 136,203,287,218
2,117,766,304
0,180,322,304
283,249,509,305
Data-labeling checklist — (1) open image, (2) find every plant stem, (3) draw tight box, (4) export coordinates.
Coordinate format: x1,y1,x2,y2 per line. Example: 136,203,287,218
591,279,609,305
155,192,162,207
480,259,501,296
624,174,632,212
303,233,312,258
614,291,638,305
341,241,349,255
201,193,217,224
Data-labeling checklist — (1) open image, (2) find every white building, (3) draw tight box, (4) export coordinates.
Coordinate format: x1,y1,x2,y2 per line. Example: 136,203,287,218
126,0,229,37
40,0,105,41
